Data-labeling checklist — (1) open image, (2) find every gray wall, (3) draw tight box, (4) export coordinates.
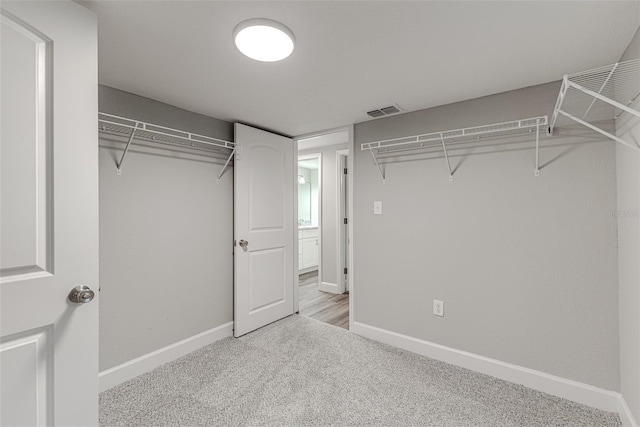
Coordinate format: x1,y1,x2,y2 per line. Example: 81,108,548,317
300,143,348,288
98,86,234,371
617,26,640,423
353,82,620,391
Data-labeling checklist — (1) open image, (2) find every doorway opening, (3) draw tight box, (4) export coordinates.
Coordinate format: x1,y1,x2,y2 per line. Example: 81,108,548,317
297,155,320,277
296,129,351,330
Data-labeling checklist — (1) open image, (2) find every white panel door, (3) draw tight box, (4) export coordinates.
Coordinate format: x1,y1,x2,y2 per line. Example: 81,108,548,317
0,2,98,426
234,124,295,337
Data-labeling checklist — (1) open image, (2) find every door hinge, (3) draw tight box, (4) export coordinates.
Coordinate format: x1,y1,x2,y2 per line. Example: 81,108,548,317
344,168,348,175
344,267,348,274
344,218,348,225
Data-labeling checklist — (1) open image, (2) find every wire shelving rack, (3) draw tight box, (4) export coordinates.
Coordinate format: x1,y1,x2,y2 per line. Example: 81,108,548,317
98,112,236,181
360,116,549,182
549,59,640,151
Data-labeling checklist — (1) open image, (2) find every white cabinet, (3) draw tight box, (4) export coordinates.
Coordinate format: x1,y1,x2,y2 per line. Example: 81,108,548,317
301,238,318,269
298,228,318,271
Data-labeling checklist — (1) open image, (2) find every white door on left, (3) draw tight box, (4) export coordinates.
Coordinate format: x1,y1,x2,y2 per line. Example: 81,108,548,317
0,2,99,426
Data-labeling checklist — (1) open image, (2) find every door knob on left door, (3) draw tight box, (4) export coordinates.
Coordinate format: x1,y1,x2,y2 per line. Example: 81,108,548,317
239,239,249,248
68,285,95,304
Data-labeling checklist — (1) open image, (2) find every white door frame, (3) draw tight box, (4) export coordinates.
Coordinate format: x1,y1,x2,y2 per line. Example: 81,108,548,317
346,125,355,330
294,126,354,326
336,148,349,294
293,142,299,314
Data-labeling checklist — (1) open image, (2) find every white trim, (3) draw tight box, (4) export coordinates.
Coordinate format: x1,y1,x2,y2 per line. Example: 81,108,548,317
298,266,318,275
99,321,233,392
336,148,349,294
319,281,339,293
352,321,622,414
347,125,355,330
619,395,639,427
297,128,350,150
293,141,299,314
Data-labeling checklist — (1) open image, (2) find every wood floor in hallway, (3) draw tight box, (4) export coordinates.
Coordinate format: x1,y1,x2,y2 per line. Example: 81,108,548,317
298,271,349,329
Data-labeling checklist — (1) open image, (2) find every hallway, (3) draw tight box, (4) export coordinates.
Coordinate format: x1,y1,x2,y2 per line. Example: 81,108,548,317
298,272,349,329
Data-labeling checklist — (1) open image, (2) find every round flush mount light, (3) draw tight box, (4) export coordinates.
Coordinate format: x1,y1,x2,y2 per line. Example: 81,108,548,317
233,18,295,62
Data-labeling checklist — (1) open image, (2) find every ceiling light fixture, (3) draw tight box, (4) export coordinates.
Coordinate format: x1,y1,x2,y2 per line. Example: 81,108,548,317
298,175,306,184
233,18,295,62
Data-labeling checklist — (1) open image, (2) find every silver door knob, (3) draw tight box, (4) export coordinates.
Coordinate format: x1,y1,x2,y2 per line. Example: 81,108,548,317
68,285,95,304
239,239,249,248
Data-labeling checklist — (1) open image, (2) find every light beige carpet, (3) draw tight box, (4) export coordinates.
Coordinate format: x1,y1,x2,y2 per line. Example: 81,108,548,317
100,315,620,426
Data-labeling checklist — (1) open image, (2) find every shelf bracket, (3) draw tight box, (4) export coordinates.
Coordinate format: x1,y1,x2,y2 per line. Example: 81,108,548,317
368,146,385,183
535,118,540,176
216,148,236,184
536,59,640,150
440,134,453,181
568,80,640,120
582,62,618,120
557,109,640,151
551,78,640,151
549,76,569,135
116,122,139,175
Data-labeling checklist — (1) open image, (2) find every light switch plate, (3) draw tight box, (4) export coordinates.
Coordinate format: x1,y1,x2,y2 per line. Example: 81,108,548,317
374,201,383,215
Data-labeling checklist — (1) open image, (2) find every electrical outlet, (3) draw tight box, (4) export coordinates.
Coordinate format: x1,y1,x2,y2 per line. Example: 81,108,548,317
433,300,444,317
373,201,383,215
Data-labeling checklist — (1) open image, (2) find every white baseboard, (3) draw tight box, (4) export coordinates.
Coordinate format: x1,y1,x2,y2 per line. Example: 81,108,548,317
319,281,339,293
352,321,622,415
299,266,318,275
99,321,233,392
619,395,639,427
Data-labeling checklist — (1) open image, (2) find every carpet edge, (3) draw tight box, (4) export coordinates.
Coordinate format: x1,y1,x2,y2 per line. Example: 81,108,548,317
352,321,622,417
99,321,234,392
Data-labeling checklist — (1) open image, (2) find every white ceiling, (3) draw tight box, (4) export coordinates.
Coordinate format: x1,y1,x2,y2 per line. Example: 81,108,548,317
82,1,640,137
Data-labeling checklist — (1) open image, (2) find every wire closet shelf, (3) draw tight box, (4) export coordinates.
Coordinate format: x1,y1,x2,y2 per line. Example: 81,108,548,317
361,115,549,183
549,58,640,151
98,112,236,181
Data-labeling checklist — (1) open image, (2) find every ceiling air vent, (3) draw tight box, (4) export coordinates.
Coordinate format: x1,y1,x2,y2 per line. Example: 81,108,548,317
366,104,403,119
366,109,386,118
380,105,400,115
